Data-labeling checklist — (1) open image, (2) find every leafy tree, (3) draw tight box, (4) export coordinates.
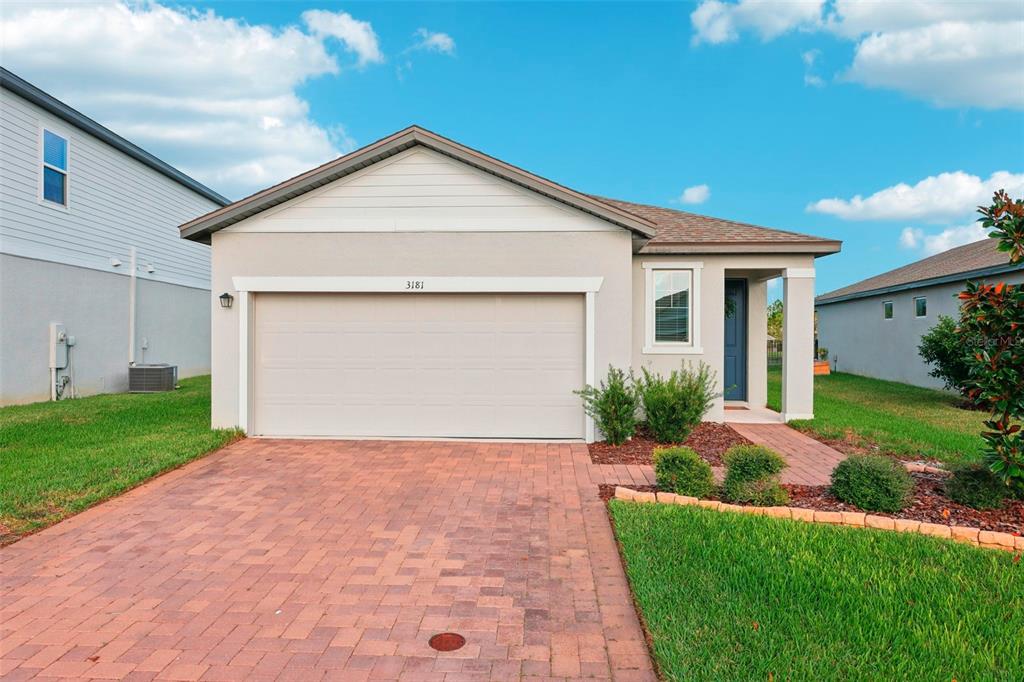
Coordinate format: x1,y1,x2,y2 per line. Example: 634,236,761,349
766,299,784,339
958,190,1024,490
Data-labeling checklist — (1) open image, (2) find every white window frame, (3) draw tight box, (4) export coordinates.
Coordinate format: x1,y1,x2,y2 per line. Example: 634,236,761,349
913,296,927,318
39,126,70,210
883,300,894,320
642,261,703,354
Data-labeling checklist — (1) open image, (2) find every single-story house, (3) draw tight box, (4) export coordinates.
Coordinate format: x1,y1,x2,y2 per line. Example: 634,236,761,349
816,238,1024,389
180,126,840,441
0,68,229,405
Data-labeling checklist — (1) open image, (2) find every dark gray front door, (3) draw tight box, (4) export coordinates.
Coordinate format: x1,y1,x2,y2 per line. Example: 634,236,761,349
724,279,747,401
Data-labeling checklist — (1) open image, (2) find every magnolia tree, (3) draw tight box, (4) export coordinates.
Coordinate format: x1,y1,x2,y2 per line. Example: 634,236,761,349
958,190,1024,490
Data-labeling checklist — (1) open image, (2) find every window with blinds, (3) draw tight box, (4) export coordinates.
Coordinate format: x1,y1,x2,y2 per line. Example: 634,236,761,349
653,269,691,343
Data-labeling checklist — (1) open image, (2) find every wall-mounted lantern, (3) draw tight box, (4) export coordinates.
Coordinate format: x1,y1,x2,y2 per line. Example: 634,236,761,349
219,292,235,309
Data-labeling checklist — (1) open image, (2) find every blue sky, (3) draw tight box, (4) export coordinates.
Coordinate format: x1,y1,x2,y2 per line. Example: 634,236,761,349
3,1,1023,296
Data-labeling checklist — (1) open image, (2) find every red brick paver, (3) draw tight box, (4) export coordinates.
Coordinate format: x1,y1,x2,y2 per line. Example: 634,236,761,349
728,423,847,485
0,440,655,681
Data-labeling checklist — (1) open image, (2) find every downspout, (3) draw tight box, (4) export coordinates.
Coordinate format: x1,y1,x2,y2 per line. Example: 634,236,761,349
128,246,136,366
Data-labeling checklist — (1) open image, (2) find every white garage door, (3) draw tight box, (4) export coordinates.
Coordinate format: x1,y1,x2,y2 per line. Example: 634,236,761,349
252,292,585,438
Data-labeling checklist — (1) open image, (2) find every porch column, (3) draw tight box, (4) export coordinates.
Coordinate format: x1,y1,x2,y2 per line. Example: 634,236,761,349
781,268,815,420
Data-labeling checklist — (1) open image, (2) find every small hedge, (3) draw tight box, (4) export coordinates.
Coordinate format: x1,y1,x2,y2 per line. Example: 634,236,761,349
576,366,639,445
654,447,715,498
638,362,717,443
831,455,913,513
945,462,1006,510
723,444,788,506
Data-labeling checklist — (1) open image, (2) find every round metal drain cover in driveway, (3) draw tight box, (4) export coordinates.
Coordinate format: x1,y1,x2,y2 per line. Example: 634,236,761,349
428,632,466,652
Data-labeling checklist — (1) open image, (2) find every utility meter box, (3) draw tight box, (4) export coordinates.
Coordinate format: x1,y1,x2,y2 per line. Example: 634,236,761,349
49,323,68,370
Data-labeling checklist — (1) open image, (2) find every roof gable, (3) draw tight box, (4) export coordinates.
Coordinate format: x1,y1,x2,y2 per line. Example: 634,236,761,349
180,125,656,242
219,146,625,235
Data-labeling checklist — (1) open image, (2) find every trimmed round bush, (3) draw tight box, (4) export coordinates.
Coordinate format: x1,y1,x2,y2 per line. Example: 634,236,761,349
723,445,789,506
654,446,715,498
830,455,913,513
945,462,1006,510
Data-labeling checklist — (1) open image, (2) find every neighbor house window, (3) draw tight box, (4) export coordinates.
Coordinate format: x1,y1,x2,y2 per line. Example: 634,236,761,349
643,263,703,353
914,296,927,317
41,129,68,206
883,301,893,319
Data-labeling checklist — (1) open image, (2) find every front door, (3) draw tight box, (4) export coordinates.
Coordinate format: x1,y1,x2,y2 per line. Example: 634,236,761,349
724,279,747,401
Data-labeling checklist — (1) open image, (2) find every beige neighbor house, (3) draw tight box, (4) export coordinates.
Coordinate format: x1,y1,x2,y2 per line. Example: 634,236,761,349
181,126,841,442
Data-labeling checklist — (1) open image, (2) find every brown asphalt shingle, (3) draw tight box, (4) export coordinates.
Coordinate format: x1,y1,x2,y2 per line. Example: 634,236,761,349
590,195,839,248
817,238,1021,303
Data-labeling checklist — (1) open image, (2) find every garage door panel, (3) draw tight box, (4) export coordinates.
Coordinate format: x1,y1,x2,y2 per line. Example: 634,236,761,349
253,292,584,438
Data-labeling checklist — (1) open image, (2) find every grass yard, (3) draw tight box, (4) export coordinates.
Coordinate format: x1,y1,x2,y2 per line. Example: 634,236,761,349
0,375,239,543
768,368,986,464
611,501,1023,681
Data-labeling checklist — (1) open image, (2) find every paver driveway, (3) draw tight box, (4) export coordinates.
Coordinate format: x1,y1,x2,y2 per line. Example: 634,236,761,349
1,440,656,681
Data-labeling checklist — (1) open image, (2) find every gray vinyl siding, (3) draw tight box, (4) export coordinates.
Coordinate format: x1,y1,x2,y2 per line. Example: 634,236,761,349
816,270,1024,390
0,88,218,289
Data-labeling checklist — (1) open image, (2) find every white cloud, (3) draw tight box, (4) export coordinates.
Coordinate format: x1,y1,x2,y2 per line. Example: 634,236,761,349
0,1,382,198
900,224,989,255
802,49,824,87
679,184,711,205
808,171,1024,222
691,0,824,45
690,0,1024,109
302,9,383,66
411,28,456,56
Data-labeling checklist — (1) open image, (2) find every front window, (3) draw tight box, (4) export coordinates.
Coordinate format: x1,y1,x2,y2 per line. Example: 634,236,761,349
42,129,68,206
883,301,893,319
914,297,927,317
653,269,691,344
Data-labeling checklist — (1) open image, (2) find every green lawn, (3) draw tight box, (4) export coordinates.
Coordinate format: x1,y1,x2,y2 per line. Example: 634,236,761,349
767,368,986,464
611,502,1023,681
0,375,239,543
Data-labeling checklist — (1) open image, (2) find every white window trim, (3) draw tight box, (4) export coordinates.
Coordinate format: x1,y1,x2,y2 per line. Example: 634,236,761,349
883,300,894,320
641,261,703,355
38,125,70,211
913,296,927,318
230,275,603,442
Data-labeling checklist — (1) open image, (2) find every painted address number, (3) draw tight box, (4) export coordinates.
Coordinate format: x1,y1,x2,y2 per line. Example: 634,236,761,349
405,280,425,290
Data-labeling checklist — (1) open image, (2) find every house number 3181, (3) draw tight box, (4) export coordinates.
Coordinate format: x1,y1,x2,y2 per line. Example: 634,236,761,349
405,280,424,290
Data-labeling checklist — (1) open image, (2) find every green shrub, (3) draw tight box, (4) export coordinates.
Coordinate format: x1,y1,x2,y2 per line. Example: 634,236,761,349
639,362,718,443
654,447,715,498
722,445,789,506
918,315,976,400
830,455,914,513
945,462,1006,510
576,366,639,445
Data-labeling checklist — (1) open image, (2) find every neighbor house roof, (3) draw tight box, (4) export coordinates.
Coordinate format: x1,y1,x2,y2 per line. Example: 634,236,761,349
0,67,229,207
180,124,839,254
816,238,1022,305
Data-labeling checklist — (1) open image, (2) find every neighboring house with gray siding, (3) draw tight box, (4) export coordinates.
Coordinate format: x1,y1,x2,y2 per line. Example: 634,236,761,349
816,238,1024,390
0,68,229,405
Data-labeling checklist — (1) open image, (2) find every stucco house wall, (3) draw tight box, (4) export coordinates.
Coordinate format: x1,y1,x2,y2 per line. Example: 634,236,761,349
816,270,1024,390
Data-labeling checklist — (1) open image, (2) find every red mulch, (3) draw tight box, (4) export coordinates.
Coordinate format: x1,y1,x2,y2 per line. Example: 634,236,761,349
588,422,751,467
784,472,1023,534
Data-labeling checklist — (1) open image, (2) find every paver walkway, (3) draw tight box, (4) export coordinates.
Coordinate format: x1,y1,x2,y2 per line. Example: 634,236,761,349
729,423,847,486
0,440,656,681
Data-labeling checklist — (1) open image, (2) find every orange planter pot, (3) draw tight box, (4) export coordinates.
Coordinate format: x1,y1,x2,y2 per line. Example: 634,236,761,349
814,360,831,375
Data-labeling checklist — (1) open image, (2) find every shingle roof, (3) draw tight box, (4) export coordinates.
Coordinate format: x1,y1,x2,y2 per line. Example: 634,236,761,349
816,238,1022,304
589,196,840,252
180,124,839,254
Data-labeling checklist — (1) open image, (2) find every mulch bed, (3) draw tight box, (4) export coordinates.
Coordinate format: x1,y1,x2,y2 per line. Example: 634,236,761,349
785,473,1024,534
588,422,751,467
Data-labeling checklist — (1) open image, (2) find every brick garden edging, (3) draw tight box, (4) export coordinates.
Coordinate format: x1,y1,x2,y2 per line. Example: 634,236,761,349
614,487,1023,553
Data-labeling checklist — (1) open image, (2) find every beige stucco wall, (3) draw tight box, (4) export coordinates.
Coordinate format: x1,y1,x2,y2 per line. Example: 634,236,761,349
209,230,634,428
631,254,814,422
